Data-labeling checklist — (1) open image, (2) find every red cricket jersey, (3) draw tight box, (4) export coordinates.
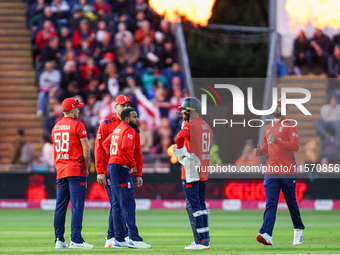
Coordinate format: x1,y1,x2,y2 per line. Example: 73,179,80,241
51,117,88,179
260,117,299,174
95,115,121,176
176,117,212,181
102,122,143,177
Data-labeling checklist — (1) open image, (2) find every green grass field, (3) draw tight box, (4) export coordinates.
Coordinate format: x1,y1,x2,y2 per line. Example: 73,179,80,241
0,209,339,254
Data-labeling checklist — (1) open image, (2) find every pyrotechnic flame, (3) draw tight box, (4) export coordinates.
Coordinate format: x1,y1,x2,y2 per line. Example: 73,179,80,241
149,0,216,26
285,0,340,32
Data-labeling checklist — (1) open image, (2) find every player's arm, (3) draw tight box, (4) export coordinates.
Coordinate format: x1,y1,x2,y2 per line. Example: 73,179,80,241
80,137,90,176
274,126,299,151
134,133,143,177
254,132,268,156
121,129,137,168
176,123,190,149
95,123,108,185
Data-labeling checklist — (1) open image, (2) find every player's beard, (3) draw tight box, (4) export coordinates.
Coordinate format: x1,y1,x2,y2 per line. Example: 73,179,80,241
129,121,140,133
273,111,282,118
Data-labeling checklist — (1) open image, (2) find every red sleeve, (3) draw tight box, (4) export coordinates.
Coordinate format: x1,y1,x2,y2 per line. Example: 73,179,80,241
35,31,43,48
122,129,136,168
134,29,144,44
176,123,190,149
94,66,100,77
73,31,81,48
95,123,108,175
274,126,299,151
260,131,268,156
76,122,87,138
134,133,143,177
102,132,113,155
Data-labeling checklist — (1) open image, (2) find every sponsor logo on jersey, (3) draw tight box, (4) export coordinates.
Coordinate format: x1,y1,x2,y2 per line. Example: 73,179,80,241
127,134,133,139
82,130,87,135
201,124,208,130
97,134,101,139
113,129,121,134
266,129,271,134
292,132,299,137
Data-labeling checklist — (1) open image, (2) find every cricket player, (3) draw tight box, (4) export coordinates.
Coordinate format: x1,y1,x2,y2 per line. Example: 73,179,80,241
102,107,151,249
253,99,305,245
173,97,212,250
52,98,93,249
95,95,131,248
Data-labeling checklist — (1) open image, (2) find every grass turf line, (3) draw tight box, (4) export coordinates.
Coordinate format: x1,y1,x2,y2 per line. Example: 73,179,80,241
0,209,339,254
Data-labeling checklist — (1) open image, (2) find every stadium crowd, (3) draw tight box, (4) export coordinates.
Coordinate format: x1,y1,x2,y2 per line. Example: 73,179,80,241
26,0,188,162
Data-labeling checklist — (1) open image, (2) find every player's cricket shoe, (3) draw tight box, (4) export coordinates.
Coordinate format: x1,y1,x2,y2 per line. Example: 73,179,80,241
111,239,128,248
184,243,210,250
128,240,152,249
293,229,303,245
104,237,115,248
256,233,273,245
55,238,68,249
69,240,94,249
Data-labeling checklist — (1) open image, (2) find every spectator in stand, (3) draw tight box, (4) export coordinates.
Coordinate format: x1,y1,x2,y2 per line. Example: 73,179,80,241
160,40,177,69
37,61,61,116
171,76,183,92
59,26,72,51
152,87,170,118
114,22,133,47
82,93,98,130
60,39,74,55
134,20,155,45
332,29,340,47
10,129,27,165
134,11,145,32
318,136,340,164
98,52,115,74
72,0,95,17
105,62,120,98
71,6,86,31
117,36,140,68
30,6,59,33
142,66,167,99
315,95,340,142
94,93,117,124
35,20,58,51
61,58,79,89
133,0,153,22
153,117,172,151
306,29,331,75
39,36,61,68
168,88,184,134
139,120,153,154
235,139,259,166
45,98,63,134
164,63,185,90
73,18,95,48
80,57,100,89
92,0,111,19
293,30,309,74
139,34,161,69
50,0,70,20
77,39,92,66
95,21,111,43
39,135,55,171
119,64,141,90
60,49,77,68
328,45,340,79
27,0,47,23
57,81,82,102
158,19,175,44
111,0,129,17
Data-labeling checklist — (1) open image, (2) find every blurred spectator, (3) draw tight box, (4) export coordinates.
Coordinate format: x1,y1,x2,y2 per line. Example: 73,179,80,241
153,87,170,118
114,22,133,47
328,45,340,79
332,29,340,47
139,120,153,153
73,18,95,47
139,34,160,68
37,61,61,116
315,95,340,141
160,40,177,69
158,19,175,44
35,20,58,50
27,0,46,23
111,0,128,16
171,76,182,92
57,81,82,101
80,57,100,88
154,136,171,155
119,64,141,90
134,11,145,31
317,136,340,164
61,57,79,89
105,62,120,98
133,0,153,22
134,20,155,45
164,63,185,90
50,0,70,20
95,21,111,43
71,6,85,31
92,0,111,19
45,98,63,135
169,88,184,134
117,36,140,68
306,29,331,74
39,135,55,171
153,117,172,147
94,93,117,124
10,129,27,165
293,30,309,71
235,139,260,166
59,26,72,50
142,66,167,99
96,36,116,70
77,39,92,65
60,39,73,55
30,6,59,33
39,36,61,68
84,78,102,100
72,0,95,17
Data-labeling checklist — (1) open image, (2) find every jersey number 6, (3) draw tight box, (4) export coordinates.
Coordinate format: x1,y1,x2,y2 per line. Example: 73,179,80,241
202,132,210,152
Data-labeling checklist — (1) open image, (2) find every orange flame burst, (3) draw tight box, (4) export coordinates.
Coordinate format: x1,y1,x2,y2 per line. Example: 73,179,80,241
149,0,216,26
285,0,340,31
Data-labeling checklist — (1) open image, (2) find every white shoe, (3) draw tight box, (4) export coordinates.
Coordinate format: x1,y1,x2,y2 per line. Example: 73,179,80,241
69,240,93,249
184,243,210,250
111,240,128,248
256,233,273,245
128,240,152,249
293,229,303,245
104,237,115,248
124,236,129,243
55,238,68,249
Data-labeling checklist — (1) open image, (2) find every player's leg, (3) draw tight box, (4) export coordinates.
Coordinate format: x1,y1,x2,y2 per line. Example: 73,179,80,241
54,178,70,243
198,181,209,244
68,176,87,244
257,176,280,245
280,177,305,245
107,164,128,244
185,197,199,244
